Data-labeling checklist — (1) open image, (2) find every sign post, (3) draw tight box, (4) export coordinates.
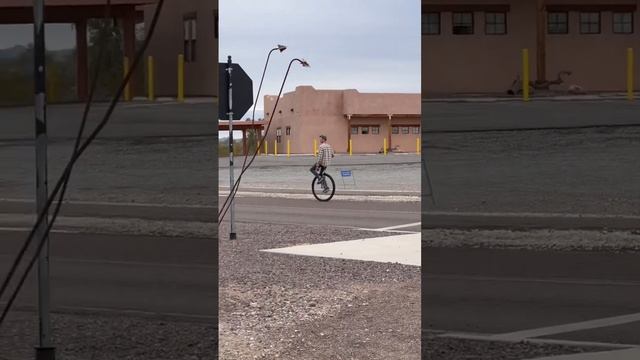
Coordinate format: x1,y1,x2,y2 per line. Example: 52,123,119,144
221,58,253,240
33,0,55,359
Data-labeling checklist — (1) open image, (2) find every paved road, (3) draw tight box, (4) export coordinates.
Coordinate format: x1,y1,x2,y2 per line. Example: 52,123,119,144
0,200,216,321
0,102,217,140
422,100,640,132
423,247,640,346
421,212,640,231
221,196,420,230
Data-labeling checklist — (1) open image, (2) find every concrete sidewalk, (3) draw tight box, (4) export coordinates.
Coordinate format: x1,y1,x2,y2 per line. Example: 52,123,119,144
261,233,420,266
529,348,640,359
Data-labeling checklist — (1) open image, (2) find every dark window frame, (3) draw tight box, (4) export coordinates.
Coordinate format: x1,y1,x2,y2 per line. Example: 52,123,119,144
285,126,291,136
411,126,420,134
548,11,569,34
361,126,370,135
613,12,634,34
183,13,197,62
580,12,601,34
485,11,507,35
351,126,358,135
401,126,410,135
391,126,399,135
371,126,380,135
423,12,441,35
452,12,474,35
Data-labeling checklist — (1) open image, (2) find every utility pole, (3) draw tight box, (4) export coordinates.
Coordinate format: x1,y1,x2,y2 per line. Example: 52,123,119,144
226,55,237,240
33,0,55,359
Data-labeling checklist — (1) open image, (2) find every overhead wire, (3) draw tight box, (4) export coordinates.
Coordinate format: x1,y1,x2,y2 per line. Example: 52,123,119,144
218,59,307,224
0,0,166,327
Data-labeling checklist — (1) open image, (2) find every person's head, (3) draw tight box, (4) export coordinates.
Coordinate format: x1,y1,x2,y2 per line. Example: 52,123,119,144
319,134,327,143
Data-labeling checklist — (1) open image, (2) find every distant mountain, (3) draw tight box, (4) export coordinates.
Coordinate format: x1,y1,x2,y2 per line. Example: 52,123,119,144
0,45,28,60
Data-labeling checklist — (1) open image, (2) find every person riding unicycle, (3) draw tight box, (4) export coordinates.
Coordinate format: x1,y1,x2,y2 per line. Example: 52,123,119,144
310,134,334,193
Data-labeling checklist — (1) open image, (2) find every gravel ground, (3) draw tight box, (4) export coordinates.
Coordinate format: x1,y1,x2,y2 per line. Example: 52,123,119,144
0,310,217,360
422,229,640,252
219,221,420,359
219,154,420,192
421,331,606,360
0,136,216,205
423,126,640,215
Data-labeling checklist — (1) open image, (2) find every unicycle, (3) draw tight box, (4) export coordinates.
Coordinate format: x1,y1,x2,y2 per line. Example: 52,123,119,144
312,173,335,201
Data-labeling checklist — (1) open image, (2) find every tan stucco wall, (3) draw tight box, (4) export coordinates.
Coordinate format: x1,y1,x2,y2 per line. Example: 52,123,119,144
263,86,420,154
143,0,217,97
422,0,640,95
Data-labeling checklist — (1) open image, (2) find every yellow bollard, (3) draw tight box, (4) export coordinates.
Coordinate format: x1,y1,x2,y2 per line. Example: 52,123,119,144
349,139,352,156
177,54,185,102
287,139,290,158
264,140,268,155
383,138,387,155
522,49,530,102
123,56,131,102
274,140,278,156
313,139,317,156
147,56,155,101
417,137,421,154
627,48,634,101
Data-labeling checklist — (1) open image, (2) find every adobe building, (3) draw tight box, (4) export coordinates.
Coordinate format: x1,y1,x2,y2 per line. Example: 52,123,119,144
422,0,640,95
263,86,421,154
143,0,217,97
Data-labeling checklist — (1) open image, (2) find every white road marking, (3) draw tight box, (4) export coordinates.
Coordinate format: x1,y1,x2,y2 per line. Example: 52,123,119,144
0,198,214,209
423,210,640,221
373,222,421,231
2,303,216,322
0,226,79,234
492,312,640,341
262,233,420,266
437,331,638,350
529,348,640,359
424,274,640,287
220,191,420,202
0,254,215,270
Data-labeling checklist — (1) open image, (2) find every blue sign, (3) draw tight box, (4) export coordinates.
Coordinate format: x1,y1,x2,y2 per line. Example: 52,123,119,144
341,170,352,177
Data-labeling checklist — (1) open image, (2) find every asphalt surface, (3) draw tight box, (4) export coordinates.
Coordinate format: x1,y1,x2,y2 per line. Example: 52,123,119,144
422,100,640,132
0,202,216,319
423,246,640,346
224,196,420,230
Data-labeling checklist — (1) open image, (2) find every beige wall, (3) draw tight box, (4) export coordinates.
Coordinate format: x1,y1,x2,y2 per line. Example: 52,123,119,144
143,0,217,97
263,86,420,154
423,0,640,95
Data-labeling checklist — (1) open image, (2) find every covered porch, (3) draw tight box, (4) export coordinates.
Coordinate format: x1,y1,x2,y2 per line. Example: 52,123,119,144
219,120,266,156
0,0,156,101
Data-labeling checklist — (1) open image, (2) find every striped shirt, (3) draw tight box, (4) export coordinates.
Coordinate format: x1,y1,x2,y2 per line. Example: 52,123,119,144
317,143,334,167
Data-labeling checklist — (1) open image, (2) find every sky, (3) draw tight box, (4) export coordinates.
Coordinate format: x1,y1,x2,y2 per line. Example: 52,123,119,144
0,24,75,50
220,0,421,120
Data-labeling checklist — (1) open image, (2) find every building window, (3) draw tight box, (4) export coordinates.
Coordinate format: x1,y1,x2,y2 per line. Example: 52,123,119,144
485,12,506,35
372,126,380,135
276,127,282,136
351,126,358,135
401,127,409,134
423,12,440,35
412,126,420,134
452,12,474,35
548,12,568,34
580,12,600,34
361,126,369,135
183,15,197,62
276,135,282,143
285,126,291,136
613,12,633,34
392,126,399,134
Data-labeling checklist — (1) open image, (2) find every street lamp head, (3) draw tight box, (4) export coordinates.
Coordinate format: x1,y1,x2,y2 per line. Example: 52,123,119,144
277,44,287,52
300,59,310,67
